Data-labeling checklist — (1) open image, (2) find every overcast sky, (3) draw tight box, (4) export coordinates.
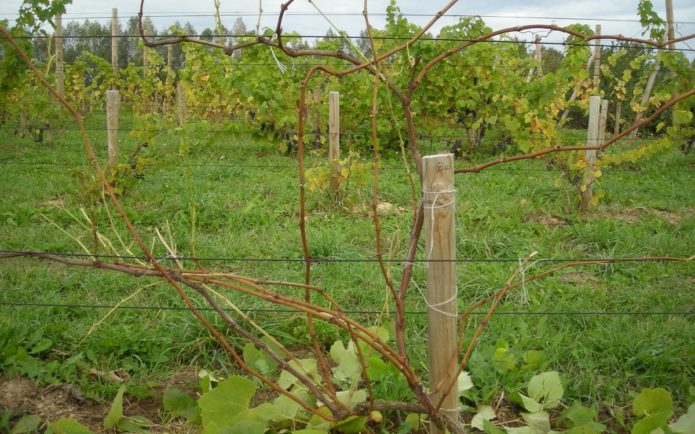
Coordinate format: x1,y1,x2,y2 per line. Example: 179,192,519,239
2,0,694,51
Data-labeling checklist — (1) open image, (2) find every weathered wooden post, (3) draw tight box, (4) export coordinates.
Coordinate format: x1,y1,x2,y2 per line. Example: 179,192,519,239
55,13,64,98
580,95,601,212
106,90,120,167
111,8,118,83
593,25,602,91
167,45,174,70
423,153,459,433
598,99,609,146
143,45,149,78
177,82,186,127
614,102,622,135
328,91,340,195
535,34,542,77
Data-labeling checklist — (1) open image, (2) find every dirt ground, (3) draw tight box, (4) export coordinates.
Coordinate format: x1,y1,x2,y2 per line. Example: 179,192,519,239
0,373,197,433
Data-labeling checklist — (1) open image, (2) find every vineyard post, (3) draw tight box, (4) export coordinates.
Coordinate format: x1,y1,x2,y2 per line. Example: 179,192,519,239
167,45,173,70
535,34,542,77
111,8,118,84
143,45,149,78
177,81,185,126
580,95,601,211
422,153,459,432
55,13,64,98
665,0,676,102
614,102,622,134
598,99,609,154
329,91,340,195
593,25,602,91
106,90,120,167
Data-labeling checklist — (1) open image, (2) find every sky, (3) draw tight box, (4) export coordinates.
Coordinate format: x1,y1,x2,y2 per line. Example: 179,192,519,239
1,0,694,52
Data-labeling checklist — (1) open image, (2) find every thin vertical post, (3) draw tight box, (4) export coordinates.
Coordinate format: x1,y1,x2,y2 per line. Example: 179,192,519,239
328,91,340,194
593,25,602,91
423,153,458,433
598,99,609,145
534,34,542,77
665,0,676,102
614,102,622,135
666,0,675,51
55,14,64,98
111,8,118,83
581,96,601,212
106,90,120,167
143,45,149,78
177,82,186,127
167,45,174,70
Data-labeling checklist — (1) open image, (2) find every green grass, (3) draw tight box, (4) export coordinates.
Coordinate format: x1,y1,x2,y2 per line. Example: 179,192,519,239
1,112,693,413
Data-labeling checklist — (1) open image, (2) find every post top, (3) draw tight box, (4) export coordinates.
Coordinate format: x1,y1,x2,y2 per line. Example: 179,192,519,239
422,153,454,160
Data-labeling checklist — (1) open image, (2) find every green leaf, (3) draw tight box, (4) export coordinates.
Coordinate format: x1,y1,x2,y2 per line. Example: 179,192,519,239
519,394,544,413
670,403,695,434
483,420,506,434
278,359,318,390
562,403,606,433
47,419,94,434
198,376,271,434
397,413,427,434
631,388,673,434
333,415,368,434
458,371,474,393
243,343,278,376
10,415,41,434
472,406,496,431
103,384,126,429
521,351,546,372
336,389,367,409
163,387,199,420
522,411,551,433
330,340,361,385
115,416,150,433
492,341,516,373
506,426,538,434
633,388,673,417
528,371,563,409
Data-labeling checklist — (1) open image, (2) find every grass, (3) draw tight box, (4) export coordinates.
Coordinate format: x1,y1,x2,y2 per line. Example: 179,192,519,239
1,111,694,416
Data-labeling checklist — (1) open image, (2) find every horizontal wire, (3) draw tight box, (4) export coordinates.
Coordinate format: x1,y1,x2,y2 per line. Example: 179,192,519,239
0,301,692,316
2,126,689,143
0,302,695,316
1,160,693,177
2,250,693,265
2,11,693,25
11,33,695,51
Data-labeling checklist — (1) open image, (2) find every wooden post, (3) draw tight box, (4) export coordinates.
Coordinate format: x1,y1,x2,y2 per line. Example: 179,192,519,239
614,102,622,135
111,8,118,82
559,52,594,126
665,0,676,102
328,91,340,195
143,45,149,78
535,34,542,77
55,14,64,98
631,62,661,137
167,45,174,70
177,82,186,127
423,153,458,433
597,99,609,157
580,96,601,212
106,90,120,167
593,25,602,91
598,99,609,142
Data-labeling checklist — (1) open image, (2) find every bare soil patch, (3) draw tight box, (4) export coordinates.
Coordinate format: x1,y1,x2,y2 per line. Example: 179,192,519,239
0,371,199,433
